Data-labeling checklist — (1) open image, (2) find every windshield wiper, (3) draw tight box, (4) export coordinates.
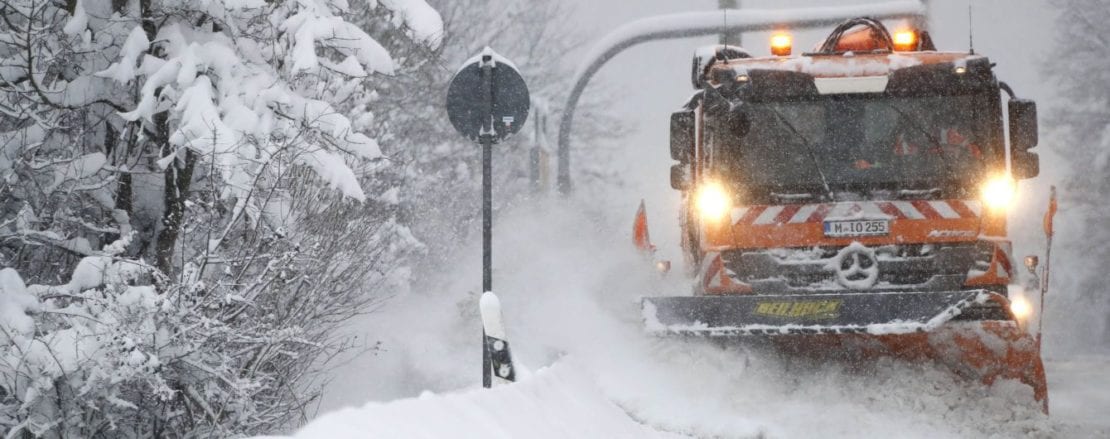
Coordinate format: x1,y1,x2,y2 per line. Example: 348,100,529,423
879,101,960,177
764,105,835,201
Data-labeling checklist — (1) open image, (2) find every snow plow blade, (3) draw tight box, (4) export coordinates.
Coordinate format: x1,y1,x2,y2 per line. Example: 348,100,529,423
643,290,989,336
642,289,1048,409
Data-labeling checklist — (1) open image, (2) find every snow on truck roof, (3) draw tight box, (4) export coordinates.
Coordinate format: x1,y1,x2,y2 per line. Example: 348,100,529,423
711,51,984,80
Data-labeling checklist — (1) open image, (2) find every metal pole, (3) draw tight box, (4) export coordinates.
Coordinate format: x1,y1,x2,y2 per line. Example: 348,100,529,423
718,0,741,46
480,57,494,387
479,57,494,294
482,136,492,292
529,111,541,192
917,0,931,32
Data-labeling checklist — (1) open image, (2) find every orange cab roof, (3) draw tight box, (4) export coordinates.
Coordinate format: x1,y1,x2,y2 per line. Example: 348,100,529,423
710,52,983,80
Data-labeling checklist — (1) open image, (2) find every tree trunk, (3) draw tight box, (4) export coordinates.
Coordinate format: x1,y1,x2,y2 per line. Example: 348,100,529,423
140,0,156,40
116,166,133,216
108,124,134,216
155,148,196,276
103,123,133,249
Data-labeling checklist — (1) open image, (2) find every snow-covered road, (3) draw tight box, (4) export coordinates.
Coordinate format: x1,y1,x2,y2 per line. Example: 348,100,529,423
278,347,1110,438
278,201,1110,438
1045,355,1110,435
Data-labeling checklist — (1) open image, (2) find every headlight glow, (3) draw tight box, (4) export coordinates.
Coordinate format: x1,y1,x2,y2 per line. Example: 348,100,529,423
1010,295,1032,320
981,175,1016,210
892,30,917,51
696,182,731,221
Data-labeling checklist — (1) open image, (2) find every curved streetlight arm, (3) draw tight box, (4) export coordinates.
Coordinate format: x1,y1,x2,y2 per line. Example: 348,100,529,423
556,1,926,194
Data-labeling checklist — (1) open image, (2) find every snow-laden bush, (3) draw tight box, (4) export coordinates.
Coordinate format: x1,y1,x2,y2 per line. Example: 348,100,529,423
2,255,168,437
1,206,421,436
1,0,441,436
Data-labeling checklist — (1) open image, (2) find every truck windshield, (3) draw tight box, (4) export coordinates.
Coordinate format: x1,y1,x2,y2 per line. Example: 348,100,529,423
713,93,997,197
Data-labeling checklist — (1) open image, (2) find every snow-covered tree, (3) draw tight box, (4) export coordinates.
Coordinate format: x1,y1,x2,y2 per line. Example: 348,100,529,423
0,0,441,436
1045,0,1110,344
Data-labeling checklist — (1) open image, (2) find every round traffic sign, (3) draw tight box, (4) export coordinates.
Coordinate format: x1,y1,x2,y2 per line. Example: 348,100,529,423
446,49,530,142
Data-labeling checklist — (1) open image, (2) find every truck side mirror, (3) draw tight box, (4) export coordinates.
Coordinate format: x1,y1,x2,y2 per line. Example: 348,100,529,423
1009,99,1039,180
670,110,696,162
670,163,691,190
1013,151,1040,180
1009,99,1038,152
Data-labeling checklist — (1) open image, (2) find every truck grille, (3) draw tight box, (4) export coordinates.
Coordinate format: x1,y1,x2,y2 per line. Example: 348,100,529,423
721,243,979,293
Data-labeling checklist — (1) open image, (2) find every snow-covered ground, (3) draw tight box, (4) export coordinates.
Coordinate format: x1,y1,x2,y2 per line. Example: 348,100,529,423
268,362,682,438
263,200,1110,438
278,355,1110,438
1045,355,1110,434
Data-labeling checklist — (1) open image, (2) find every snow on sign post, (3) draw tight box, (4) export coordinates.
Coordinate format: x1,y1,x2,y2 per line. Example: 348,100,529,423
445,47,528,388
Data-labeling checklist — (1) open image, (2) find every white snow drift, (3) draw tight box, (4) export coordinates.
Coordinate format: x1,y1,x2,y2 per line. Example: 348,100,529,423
270,362,678,439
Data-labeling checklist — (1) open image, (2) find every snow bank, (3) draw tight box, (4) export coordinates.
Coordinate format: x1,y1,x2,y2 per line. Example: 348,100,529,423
270,362,676,438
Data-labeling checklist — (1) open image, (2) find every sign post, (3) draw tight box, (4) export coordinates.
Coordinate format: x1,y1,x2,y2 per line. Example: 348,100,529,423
446,47,529,388
479,61,494,294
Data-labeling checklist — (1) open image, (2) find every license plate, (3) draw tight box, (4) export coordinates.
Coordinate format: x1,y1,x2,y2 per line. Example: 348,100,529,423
823,219,890,237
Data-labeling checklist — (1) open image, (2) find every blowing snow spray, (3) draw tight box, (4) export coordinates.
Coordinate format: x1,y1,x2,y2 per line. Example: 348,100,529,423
446,47,529,388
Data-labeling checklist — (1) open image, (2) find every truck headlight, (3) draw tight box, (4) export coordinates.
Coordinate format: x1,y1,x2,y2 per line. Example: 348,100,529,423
696,182,731,222
1009,295,1032,321
981,175,1015,211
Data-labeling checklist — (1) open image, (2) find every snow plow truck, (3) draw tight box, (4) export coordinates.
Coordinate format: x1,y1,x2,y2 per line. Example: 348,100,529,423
639,18,1048,408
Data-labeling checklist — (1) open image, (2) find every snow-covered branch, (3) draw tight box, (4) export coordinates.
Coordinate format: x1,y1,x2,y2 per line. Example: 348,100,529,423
1,0,442,436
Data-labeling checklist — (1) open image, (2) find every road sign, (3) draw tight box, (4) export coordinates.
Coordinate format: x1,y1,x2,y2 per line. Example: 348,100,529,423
446,48,530,142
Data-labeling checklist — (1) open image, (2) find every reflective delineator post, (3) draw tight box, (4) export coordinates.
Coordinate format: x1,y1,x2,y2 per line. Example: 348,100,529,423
481,292,514,387
1037,185,1058,349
